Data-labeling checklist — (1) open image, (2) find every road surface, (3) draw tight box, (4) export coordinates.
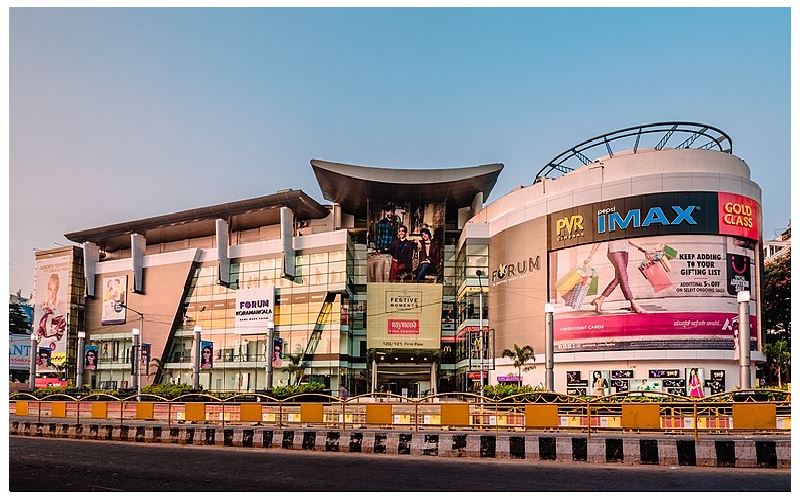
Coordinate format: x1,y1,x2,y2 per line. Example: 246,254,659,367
9,436,790,491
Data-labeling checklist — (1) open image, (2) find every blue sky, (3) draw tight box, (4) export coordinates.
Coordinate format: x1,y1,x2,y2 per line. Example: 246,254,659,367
9,7,790,295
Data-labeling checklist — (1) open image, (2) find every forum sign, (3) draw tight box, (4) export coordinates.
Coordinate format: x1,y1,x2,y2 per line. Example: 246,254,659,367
235,286,275,334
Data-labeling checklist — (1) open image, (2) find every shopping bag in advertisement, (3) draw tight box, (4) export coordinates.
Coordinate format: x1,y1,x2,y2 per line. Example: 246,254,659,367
587,274,599,296
563,276,590,309
556,269,582,295
662,245,677,260
640,261,673,292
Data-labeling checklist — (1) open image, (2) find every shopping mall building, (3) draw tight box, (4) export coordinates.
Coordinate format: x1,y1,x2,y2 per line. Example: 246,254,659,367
31,122,763,397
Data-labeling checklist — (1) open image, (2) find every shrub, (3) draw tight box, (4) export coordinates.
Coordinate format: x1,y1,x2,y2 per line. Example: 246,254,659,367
270,382,326,399
141,383,192,399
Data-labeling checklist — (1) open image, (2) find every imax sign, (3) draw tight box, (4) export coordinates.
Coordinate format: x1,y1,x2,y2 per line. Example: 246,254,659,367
597,205,698,234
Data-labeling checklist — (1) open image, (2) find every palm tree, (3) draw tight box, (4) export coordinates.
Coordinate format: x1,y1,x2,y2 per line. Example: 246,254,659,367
764,340,791,387
284,352,307,386
501,344,536,385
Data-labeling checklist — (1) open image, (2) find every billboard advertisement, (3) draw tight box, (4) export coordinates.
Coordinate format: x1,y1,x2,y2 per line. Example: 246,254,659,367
549,234,757,352
101,275,128,325
84,345,98,371
235,287,275,334
200,341,213,369
548,191,760,251
488,217,548,355
33,254,71,365
10,334,32,370
367,282,443,349
366,201,445,283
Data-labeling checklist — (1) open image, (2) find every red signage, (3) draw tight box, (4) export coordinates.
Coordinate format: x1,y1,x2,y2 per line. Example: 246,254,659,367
718,192,759,241
467,371,484,380
387,319,419,335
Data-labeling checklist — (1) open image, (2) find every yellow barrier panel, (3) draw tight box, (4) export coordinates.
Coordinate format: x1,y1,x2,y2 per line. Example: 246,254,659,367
51,402,66,418
136,403,155,420
184,402,206,421
300,403,324,423
91,402,108,419
240,403,263,423
366,404,392,425
525,404,558,428
16,401,28,417
621,404,661,430
440,404,469,426
733,403,777,430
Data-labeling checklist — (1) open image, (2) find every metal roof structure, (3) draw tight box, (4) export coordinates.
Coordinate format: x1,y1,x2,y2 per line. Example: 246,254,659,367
535,121,733,180
311,159,504,215
65,189,328,252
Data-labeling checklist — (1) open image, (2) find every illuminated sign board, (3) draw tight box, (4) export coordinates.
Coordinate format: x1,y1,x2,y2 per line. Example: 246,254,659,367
549,192,760,251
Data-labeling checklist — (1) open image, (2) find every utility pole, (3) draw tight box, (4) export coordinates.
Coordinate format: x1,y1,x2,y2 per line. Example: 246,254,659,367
193,325,202,391
545,303,555,391
738,291,752,389
76,331,86,388
29,333,38,391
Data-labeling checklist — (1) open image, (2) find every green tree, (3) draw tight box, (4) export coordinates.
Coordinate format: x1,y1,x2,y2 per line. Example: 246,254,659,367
762,253,790,345
500,344,536,384
284,352,307,386
763,340,791,387
9,303,31,334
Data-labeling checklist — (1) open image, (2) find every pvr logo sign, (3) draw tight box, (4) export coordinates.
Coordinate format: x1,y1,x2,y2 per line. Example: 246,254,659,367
555,215,584,241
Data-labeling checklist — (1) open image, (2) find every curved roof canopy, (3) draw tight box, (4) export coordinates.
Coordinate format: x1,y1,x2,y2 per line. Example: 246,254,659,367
65,189,328,252
311,159,504,214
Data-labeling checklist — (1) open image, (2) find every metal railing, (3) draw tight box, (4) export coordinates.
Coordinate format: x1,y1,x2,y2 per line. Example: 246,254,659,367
10,390,790,439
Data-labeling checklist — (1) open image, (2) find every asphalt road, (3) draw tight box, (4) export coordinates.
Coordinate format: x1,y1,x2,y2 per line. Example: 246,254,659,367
9,436,790,492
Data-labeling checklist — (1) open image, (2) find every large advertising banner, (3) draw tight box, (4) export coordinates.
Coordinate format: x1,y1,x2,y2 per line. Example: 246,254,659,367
235,287,275,334
10,334,32,370
549,191,760,251
33,254,71,365
101,275,128,325
367,282,443,349
549,234,757,352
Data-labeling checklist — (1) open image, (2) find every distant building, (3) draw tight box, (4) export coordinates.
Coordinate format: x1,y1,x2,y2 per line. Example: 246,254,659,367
764,224,790,265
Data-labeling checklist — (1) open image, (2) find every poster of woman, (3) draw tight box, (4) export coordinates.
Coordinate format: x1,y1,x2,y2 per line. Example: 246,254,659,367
84,345,98,371
200,341,214,369
591,370,610,397
33,255,71,366
686,368,706,398
101,276,128,325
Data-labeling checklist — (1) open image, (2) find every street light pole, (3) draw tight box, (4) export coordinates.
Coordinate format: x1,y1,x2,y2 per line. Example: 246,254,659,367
544,303,555,391
29,333,38,391
476,270,485,399
120,303,144,395
132,328,140,395
193,326,202,391
266,325,275,390
76,331,86,388
737,291,752,389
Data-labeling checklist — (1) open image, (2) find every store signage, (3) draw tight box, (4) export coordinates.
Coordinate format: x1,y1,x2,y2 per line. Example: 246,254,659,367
597,205,697,234
718,192,759,240
491,255,541,284
649,369,680,378
555,215,585,241
549,191,760,251
726,253,751,295
235,287,275,333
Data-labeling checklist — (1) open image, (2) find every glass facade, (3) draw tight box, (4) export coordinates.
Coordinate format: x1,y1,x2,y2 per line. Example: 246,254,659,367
159,250,347,392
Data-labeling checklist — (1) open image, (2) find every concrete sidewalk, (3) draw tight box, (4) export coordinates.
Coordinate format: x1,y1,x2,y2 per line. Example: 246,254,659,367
10,417,790,469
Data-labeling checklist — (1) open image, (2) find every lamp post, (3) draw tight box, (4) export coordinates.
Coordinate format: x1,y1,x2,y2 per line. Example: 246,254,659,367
120,303,144,395
266,323,274,390
544,303,555,391
131,328,141,395
29,333,38,391
76,331,86,388
476,270,485,399
193,325,202,391
737,291,752,389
